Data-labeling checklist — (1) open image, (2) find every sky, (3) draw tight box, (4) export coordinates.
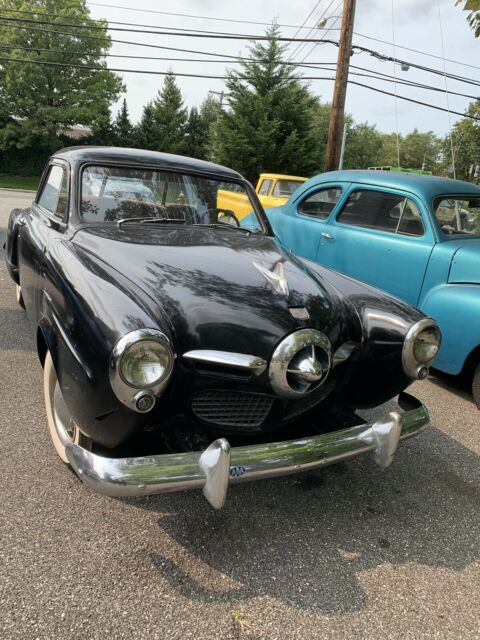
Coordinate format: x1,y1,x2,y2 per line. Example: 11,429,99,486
87,0,480,136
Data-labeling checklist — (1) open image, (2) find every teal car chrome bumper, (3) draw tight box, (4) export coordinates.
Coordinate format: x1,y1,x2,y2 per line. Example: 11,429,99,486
66,392,428,509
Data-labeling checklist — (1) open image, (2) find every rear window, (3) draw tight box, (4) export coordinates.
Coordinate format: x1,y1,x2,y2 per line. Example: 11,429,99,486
434,197,480,236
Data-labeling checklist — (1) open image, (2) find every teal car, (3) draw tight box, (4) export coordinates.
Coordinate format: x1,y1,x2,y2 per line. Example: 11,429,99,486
266,170,480,406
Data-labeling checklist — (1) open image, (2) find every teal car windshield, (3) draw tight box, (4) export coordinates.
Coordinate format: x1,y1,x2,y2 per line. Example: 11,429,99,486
434,196,480,236
81,165,264,232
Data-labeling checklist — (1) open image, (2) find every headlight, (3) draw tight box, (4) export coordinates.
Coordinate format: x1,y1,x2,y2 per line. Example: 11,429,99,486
402,319,441,379
110,329,174,412
120,339,172,387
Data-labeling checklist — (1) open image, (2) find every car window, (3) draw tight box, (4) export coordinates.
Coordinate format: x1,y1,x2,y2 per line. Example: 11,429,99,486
273,180,304,198
80,165,265,232
258,179,272,196
337,189,424,237
37,165,68,218
298,188,342,219
434,196,480,236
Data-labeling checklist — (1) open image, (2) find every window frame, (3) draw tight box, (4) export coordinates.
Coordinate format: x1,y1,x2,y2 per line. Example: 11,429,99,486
296,185,343,221
35,160,70,223
334,187,426,238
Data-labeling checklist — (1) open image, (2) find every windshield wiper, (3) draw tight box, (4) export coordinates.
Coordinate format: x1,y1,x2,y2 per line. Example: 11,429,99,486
193,222,253,234
117,217,186,227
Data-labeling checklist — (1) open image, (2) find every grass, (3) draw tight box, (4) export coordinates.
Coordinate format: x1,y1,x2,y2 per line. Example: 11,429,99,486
0,175,40,191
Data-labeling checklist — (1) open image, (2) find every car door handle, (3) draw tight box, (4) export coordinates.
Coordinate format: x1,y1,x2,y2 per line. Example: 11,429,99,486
321,232,334,240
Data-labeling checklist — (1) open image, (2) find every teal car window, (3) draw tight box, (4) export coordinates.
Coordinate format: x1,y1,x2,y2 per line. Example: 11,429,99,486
337,189,424,237
38,165,68,219
434,197,480,236
298,188,342,219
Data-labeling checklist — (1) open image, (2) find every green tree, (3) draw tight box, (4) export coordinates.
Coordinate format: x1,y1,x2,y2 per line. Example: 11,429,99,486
134,102,156,150
214,25,321,182
184,107,206,159
450,100,480,182
113,99,134,147
150,72,188,154
456,0,480,37
343,121,384,169
0,0,123,152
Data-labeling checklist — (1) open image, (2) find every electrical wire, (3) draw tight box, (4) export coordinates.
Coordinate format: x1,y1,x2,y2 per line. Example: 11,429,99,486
0,54,478,121
391,0,401,167
298,1,344,63
437,0,456,179
289,0,336,60
2,16,477,91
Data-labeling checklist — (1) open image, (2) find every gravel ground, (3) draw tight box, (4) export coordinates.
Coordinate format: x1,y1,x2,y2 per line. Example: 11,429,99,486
0,189,479,640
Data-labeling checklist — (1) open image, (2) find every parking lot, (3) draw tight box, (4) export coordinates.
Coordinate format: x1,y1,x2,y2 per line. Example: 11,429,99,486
0,188,479,639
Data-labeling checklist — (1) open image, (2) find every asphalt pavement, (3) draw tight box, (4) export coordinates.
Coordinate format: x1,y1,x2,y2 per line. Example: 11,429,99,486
0,188,479,640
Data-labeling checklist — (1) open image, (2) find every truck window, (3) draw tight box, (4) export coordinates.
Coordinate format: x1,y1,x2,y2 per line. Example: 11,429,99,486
258,179,272,196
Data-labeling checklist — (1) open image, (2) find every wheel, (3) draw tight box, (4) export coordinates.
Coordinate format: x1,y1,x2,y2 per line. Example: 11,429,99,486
15,284,25,309
44,352,91,463
472,363,480,409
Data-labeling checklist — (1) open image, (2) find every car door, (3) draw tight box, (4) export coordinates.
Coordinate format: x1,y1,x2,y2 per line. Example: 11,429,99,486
18,161,70,321
271,184,344,262
316,185,435,306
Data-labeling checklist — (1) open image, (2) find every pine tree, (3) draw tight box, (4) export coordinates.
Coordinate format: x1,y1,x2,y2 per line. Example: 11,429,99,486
214,25,321,182
151,72,188,154
184,107,205,159
134,102,156,150
113,99,133,147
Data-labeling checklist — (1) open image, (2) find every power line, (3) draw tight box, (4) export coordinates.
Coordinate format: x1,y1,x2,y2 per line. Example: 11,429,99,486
298,1,344,63
83,1,480,71
0,54,478,121
1,18,479,89
1,42,477,98
289,0,336,60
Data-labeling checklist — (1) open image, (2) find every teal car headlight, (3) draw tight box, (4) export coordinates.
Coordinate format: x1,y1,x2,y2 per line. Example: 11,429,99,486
403,320,441,379
110,329,174,412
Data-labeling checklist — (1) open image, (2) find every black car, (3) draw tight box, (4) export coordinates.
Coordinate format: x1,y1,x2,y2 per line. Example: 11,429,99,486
5,147,440,509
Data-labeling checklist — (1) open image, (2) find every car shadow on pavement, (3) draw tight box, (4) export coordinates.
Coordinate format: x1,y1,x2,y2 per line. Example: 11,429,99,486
428,369,476,406
126,427,480,615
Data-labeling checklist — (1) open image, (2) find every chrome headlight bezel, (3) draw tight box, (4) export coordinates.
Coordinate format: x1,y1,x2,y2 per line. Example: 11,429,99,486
402,319,441,380
269,329,332,399
109,329,174,413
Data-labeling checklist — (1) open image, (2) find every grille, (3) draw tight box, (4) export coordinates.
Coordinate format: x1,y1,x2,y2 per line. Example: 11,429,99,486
191,390,274,428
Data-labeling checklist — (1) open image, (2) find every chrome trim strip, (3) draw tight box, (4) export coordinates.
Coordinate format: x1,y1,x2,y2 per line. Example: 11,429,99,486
183,350,267,376
332,341,358,368
66,392,429,509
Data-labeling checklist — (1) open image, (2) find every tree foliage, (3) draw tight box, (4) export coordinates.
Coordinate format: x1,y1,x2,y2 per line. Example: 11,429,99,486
0,0,123,152
450,99,480,181
149,72,188,154
215,25,321,182
113,99,134,147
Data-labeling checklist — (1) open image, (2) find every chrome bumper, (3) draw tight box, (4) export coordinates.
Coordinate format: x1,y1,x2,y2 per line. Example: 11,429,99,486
65,392,428,509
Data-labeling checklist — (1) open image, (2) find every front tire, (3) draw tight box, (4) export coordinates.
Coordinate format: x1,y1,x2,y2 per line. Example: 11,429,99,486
473,363,480,409
44,352,91,463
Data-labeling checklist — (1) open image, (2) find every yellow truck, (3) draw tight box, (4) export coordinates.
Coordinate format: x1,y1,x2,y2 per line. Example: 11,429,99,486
217,173,308,222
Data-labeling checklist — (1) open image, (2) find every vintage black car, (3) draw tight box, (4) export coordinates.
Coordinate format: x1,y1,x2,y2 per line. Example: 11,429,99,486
5,147,440,509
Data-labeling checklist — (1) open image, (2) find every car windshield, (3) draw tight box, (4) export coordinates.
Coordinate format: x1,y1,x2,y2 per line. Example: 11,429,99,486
434,196,480,236
272,180,304,198
81,165,265,232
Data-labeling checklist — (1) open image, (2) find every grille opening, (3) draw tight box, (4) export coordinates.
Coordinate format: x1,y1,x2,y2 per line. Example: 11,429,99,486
191,390,274,429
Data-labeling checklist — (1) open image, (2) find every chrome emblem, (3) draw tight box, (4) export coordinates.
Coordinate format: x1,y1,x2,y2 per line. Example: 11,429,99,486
230,466,246,478
252,259,289,296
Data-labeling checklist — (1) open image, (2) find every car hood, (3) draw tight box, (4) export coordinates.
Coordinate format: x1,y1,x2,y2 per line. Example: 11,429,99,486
448,238,480,284
71,225,349,358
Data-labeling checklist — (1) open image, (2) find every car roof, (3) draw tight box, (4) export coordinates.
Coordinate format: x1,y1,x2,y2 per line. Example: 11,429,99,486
52,146,244,180
260,173,308,182
305,170,480,200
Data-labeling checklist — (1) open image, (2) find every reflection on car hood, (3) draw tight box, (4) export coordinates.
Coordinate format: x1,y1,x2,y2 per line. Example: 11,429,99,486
72,225,349,357
448,239,480,284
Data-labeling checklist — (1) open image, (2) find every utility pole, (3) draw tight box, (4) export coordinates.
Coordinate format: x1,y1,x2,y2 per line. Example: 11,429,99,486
208,90,226,108
324,0,356,172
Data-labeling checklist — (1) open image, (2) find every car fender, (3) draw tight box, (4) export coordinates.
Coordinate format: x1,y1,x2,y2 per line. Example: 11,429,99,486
421,283,480,374
5,208,26,283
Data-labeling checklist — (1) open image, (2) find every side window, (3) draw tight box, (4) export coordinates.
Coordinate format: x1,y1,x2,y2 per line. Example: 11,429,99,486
298,187,342,219
337,189,424,237
258,179,272,196
38,165,68,219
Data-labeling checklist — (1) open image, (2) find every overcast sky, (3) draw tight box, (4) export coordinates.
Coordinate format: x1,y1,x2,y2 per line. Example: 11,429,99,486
87,0,479,136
